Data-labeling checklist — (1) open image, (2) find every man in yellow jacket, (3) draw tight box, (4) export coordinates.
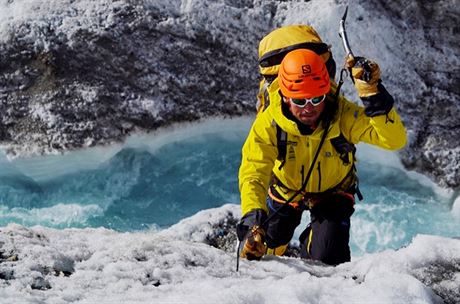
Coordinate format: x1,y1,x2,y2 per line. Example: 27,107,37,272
237,49,407,265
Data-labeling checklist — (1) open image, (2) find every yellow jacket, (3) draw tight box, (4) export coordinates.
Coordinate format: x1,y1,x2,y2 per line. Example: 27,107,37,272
239,80,407,215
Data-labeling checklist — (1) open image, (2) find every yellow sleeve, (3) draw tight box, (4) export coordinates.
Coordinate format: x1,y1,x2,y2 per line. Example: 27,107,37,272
238,113,278,216
340,98,407,150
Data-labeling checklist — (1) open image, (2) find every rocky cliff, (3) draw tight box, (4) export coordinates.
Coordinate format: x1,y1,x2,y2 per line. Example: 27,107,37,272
0,0,458,189
359,0,459,189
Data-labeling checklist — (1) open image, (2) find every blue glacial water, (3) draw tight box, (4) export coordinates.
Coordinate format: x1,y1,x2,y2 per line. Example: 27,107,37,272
0,117,458,255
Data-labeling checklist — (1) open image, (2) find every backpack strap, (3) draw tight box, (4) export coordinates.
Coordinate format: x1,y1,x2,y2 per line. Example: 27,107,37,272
330,133,363,200
330,133,356,165
276,124,287,170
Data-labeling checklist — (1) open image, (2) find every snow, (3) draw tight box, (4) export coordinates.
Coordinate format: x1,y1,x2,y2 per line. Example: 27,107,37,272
1,204,459,303
452,196,460,218
0,0,127,45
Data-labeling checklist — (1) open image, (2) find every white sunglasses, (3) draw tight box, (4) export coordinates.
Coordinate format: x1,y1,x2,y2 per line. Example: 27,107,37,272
287,95,326,107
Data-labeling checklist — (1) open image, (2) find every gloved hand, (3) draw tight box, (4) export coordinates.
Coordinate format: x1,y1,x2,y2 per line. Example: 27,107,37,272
347,56,381,97
240,225,267,260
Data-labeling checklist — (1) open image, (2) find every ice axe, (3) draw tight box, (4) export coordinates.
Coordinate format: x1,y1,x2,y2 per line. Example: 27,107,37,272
338,5,372,82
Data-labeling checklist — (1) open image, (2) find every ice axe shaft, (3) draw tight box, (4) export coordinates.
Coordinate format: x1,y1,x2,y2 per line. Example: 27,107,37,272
338,5,372,82
339,6,354,61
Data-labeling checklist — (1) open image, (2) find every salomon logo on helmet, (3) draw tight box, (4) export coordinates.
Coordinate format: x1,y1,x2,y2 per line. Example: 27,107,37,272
302,64,312,74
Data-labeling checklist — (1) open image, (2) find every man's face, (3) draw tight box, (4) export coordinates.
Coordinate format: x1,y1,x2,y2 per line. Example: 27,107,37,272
285,97,326,126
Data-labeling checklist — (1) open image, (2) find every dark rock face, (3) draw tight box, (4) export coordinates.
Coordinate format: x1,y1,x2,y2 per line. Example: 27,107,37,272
0,0,458,189
0,1,272,155
359,0,460,188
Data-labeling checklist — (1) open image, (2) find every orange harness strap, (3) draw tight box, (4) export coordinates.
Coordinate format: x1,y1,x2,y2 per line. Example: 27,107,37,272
268,187,303,209
268,186,355,210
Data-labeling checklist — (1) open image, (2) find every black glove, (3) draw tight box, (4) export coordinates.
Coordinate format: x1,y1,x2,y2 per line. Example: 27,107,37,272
361,82,394,117
236,209,267,260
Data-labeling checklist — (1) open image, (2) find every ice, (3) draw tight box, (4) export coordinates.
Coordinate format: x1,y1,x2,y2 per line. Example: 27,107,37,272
2,116,253,183
452,195,460,218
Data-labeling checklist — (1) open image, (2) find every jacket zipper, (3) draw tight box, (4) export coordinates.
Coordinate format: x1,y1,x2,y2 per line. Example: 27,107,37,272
317,162,322,191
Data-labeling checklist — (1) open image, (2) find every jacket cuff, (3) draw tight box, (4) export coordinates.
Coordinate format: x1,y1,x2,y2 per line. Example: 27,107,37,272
360,81,394,117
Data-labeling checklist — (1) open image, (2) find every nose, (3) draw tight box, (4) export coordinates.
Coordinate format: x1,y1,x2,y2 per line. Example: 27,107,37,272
303,102,315,112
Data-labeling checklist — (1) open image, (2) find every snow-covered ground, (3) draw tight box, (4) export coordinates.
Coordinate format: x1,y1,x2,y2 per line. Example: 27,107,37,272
1,204,459,304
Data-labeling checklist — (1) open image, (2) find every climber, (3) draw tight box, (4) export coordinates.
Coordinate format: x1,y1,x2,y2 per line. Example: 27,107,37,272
237,48,407,265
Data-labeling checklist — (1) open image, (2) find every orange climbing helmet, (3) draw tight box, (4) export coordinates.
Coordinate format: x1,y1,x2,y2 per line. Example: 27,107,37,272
278,49,330,99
